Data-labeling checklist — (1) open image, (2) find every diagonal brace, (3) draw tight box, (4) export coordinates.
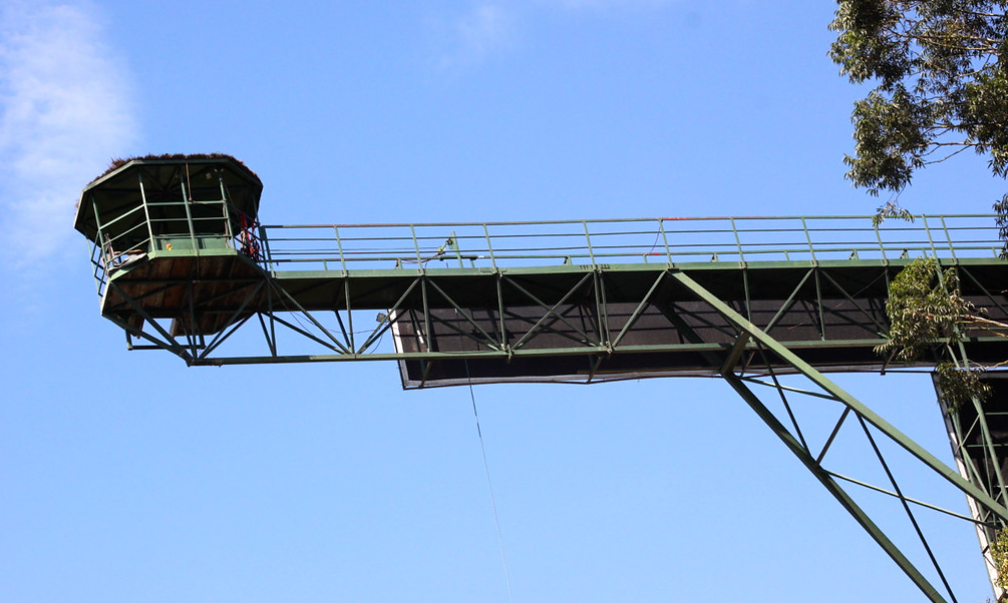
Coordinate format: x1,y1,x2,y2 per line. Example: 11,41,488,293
723,372,950,603
674,270,1008,524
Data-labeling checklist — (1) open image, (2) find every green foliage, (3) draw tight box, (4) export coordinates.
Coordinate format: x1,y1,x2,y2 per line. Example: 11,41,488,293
995,193,1008,256
830,1,1008,199
871,200,915,226
845,86,930,196
991,528,1008,591
876,257,972,362
935,360,991,409
877,257,1000,410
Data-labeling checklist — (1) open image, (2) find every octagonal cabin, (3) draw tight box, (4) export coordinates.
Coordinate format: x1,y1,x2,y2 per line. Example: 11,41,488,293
75,154,263,268
74,154,266,336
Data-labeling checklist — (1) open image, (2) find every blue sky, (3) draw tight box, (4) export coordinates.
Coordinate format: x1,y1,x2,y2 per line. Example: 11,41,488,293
1,1,1006,602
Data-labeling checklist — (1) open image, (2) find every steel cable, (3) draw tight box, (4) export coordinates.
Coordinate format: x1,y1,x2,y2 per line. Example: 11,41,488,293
464,357,516,603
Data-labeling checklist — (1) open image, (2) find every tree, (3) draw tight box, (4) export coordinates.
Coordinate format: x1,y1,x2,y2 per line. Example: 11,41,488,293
875,256,996,408
832,7,1008,596
830,1,1008,384
829,0,1008,220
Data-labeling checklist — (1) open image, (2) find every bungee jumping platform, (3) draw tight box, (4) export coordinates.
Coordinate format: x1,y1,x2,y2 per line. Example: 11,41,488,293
75,154,1008,602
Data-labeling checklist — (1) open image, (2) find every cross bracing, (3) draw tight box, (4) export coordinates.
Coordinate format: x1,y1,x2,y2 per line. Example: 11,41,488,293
91,215,1007,376
75,158,1008,602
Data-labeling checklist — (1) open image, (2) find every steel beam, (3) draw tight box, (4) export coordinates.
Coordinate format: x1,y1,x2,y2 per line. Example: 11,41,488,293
672,270,1008,524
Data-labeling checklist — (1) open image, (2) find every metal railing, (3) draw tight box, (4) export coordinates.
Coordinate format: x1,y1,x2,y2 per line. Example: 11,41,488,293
258,215,1005,273
86,198,261,298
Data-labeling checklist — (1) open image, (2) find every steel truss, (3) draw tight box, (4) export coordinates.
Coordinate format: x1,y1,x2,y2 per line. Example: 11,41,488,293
99,253,1008,601
79,159,1008,599
937,350,1008,596
102,259,1008,370
676,270,1008,603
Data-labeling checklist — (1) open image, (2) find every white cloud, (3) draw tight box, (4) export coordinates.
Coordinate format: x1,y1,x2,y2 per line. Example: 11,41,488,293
437,4,517,70
0,0,139,268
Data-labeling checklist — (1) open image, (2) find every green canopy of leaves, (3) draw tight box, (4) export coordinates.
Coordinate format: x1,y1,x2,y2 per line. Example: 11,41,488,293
991,528,1008,591
830,1,1008,196
877,257,993,409
875,257,971,361
934,359,991,408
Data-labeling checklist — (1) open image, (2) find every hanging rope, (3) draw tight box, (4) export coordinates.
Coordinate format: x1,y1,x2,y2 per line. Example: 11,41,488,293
464,358,516,603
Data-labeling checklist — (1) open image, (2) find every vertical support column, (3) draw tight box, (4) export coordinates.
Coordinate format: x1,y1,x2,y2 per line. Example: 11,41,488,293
138,171,153,250
216,169,233,244
874,220,887,261
801,217,816,261
179,164,198,252
671,270,1008,522
260,226,274,273
658,218,672,265
722,365,950,603
483,224,497,271
935,373,1004,599
923,215,939,257
729,217,744,263
91,194,110,270
411,224,423,268
334,225,348,274
671,269,1008,602
583,221,596,266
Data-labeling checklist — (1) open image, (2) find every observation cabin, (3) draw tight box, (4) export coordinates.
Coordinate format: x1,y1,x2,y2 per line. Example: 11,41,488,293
74,154,265,336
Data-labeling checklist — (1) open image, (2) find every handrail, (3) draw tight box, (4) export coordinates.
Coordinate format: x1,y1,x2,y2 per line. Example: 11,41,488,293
258,215,1004,273
85,214,1005,297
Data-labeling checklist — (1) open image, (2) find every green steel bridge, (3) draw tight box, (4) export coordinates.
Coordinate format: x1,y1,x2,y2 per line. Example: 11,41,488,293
76,156,1008,602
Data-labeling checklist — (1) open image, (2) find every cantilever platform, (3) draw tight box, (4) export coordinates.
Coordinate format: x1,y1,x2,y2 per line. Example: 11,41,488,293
88,210,1008,389
74,156,1008,603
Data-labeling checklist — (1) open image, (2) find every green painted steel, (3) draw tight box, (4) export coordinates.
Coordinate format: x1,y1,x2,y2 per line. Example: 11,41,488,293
674,269,1008,525
255,214,1001,274
74,157,1008,601
725,370,950,603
